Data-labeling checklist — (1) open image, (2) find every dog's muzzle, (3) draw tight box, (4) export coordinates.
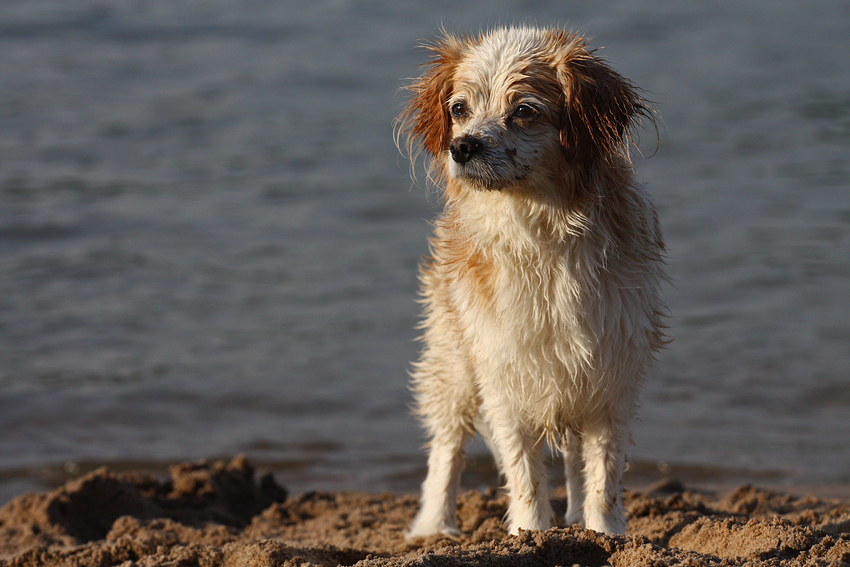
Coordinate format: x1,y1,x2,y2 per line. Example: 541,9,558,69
449,135,482,165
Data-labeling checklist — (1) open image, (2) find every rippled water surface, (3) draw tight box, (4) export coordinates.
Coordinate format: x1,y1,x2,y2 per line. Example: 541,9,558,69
1,1,849,503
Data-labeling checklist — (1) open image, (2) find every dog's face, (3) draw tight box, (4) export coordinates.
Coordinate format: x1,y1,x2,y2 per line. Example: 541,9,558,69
400,27,649,193
444,47,565,190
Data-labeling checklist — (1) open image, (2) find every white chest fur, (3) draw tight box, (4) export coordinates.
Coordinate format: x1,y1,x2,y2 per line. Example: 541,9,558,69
445,188,645,431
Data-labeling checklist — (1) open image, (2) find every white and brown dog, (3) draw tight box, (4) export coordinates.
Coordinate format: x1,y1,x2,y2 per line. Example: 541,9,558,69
398,26,666,537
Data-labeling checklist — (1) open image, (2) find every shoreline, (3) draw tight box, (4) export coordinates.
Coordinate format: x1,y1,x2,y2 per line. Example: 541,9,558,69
1,456,849,566
6,453,849,510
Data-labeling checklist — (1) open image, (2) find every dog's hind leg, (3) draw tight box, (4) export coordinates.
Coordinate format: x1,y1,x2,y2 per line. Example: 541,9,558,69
562,429,585,526
473,415,504,474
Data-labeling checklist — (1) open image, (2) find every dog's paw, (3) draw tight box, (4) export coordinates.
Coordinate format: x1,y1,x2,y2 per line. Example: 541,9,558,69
405,520,461,541
565,507,584,527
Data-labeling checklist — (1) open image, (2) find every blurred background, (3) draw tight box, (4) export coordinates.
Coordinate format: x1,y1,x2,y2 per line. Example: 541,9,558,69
1,0,848,504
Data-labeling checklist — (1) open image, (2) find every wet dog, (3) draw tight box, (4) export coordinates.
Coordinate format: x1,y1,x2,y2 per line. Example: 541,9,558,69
398,26,666,537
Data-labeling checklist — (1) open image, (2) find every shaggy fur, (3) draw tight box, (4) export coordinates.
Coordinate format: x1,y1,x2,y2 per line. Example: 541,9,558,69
397,26,666,537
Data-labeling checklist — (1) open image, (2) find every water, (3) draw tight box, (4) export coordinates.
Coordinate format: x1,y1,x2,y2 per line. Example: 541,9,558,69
1,1,849,504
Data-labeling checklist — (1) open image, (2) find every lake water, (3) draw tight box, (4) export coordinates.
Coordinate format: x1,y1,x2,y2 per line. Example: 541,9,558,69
1,0,849,504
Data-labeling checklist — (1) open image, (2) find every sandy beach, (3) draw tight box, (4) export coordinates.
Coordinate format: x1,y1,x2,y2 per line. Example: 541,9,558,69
0,456,848,566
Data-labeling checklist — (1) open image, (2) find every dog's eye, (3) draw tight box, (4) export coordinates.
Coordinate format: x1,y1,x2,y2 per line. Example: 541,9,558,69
450,102,468,119
513,104,537,120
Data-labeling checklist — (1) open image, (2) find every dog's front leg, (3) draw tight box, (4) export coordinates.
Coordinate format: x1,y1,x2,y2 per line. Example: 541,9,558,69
406,424,468,539
580,421,629,534
485,408,553,534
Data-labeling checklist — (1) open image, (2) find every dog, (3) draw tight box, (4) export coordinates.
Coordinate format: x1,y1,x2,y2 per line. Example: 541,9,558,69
397,26,667,537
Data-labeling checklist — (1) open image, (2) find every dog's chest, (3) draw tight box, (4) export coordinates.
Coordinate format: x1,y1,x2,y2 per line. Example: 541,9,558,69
466,241,593,356
440,197,624,422
460,242,611,426
454,197,597,348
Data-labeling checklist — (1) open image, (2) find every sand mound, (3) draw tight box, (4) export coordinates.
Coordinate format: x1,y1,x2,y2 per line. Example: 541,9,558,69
1,457,848,566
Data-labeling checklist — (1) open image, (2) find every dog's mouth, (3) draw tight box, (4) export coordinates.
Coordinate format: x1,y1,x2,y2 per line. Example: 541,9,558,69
451,163,528,192
448,136,525,190
452,163,508,190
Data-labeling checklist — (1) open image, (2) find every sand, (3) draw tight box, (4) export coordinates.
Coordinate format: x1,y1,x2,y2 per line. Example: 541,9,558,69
0,457,849,566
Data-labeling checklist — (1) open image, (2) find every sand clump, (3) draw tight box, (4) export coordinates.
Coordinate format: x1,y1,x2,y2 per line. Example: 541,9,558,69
0,457,849,566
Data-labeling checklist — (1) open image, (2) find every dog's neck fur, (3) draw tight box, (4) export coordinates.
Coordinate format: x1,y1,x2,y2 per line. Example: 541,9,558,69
442,155,636,261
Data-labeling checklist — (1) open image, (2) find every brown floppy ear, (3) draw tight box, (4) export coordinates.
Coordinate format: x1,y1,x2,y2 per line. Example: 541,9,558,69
556,48,651,164
398,35,464,157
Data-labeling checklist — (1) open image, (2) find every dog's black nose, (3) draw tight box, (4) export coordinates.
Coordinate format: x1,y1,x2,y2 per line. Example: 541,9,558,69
449,135,481,164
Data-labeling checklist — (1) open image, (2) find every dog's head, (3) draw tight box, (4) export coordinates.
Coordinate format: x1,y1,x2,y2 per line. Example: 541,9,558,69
399,27,651,193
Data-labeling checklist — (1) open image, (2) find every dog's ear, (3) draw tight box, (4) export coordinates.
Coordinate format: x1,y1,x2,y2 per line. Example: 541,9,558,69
399,35,464,157
554,41,651,164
